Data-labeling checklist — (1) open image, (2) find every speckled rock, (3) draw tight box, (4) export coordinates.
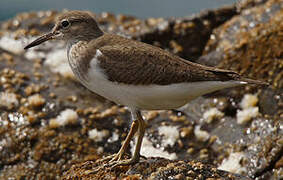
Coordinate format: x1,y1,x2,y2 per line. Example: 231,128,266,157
236,0,269,11
198,0,283,118
200,0,283,90
62,157,251,180
194,0,283,179
136,6,237,61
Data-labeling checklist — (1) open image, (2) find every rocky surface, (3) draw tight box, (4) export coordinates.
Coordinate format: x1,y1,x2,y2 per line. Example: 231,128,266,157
63,157,251,180
196,0,283,179
0,0,282,179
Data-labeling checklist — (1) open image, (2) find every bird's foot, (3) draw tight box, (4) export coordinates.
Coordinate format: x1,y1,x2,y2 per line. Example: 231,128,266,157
84,155,115,175
107,156,140,169
85,154,141,175
108,152,123,163
107,152,148,168
95,154,116,164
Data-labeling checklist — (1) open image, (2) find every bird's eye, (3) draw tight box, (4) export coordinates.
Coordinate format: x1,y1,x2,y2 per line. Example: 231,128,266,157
61,20,70,28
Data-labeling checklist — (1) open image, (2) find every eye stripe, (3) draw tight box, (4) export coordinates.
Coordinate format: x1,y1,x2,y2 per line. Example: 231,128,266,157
58,18,89,30
69,18,90,24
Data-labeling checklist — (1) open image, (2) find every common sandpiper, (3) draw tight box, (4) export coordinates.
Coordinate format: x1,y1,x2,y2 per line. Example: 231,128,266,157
24,10,268,168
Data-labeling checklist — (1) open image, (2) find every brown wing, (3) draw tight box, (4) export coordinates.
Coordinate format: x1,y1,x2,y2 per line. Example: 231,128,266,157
90,34,242,85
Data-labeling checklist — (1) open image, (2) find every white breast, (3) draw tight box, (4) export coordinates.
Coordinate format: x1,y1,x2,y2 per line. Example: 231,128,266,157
81,49,246,110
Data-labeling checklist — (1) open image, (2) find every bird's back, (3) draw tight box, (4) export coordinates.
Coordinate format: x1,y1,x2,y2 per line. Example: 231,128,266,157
86,33,264,86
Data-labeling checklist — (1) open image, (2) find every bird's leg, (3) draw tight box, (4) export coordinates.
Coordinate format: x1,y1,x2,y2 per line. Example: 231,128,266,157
96,117,138,163
109,119,138,162
85,110,145,175
130,111,145,163
108,109,146,168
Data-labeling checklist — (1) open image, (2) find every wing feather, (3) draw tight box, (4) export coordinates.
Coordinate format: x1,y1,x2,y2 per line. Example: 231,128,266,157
87,34,266,85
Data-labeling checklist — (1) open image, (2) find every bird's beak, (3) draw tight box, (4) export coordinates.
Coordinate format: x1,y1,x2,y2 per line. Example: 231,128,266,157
24,31,58,49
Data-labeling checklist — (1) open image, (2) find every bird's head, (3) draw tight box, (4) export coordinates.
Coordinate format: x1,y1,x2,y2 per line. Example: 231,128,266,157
24,10,103,49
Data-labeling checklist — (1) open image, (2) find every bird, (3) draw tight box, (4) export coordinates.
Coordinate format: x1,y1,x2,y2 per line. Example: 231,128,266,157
24,10,268,168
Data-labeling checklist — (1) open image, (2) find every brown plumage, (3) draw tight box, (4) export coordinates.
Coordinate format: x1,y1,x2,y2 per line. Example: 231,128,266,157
72,33,266,86
93,34,237,85
24,10,268,169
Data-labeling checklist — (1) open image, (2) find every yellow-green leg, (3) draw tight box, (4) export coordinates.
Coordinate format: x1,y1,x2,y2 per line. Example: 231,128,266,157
86,109,145,174
109,119,139,162
108,109,146,168
96,115,139,163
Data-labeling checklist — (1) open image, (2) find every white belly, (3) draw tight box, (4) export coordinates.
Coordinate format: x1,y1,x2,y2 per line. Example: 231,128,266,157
85,78,244,110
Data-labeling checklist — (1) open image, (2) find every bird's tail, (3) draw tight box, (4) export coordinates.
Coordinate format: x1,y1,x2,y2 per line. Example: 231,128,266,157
207,68,269,86
238,77,269,86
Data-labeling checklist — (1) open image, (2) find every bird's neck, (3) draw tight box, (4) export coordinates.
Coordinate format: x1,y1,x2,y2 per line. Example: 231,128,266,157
66,39,88,60
67,38,82,49
66,37,89,55
68,28,103,44
67,29,102,45
66,39,90,86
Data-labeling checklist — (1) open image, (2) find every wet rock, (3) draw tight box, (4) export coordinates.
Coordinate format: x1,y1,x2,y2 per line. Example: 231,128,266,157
194,0,283,179
236,0,269,11
198,0,283,116
244,118,282,178
200,0,283,90
137,6,237,61
0,48,111,179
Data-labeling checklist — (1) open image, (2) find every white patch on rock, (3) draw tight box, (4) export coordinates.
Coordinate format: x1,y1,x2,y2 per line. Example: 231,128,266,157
239,94,258,109
194,125,210,142
88,129,110,142
237,94,259,124
218,152,247,174
107,131,119,143
44,49,74,79
0,92,19,109
131,136,177,160
158,20,169,31
49,109,78,127
158,126,179,147
202,107,224,123
96,147,104,154
25,50,46,60
237,107,259,124
28,94,45,107
0,35,24,54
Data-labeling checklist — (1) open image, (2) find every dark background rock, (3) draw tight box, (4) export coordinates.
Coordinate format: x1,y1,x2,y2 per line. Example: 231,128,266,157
198,0,283,116
195,0,283,179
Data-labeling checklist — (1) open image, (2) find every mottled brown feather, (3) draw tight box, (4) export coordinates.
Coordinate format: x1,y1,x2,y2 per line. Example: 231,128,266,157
82,33,243,85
